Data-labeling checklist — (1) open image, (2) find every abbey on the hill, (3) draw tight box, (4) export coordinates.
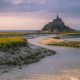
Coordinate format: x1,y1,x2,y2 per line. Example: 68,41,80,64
41,14,75,33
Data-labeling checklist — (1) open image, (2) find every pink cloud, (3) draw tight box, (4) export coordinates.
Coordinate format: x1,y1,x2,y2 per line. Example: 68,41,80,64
0,12,49,30
0,12,79,30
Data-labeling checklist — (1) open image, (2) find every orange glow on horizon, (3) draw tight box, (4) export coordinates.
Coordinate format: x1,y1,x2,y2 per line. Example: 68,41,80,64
0,15,49,30
0,13,80,30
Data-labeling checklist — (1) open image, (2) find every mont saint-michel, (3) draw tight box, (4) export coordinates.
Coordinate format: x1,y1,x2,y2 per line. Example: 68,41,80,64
41,14,75,33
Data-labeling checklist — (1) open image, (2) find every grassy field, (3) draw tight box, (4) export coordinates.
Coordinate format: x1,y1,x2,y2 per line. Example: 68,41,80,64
0,32,28,37
0,37,27,48
0,32,55,37
41,38,80,48
59,32,80,37
49,40,80,48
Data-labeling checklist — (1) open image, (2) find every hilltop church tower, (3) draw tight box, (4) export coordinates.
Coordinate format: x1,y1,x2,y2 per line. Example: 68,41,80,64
41,14,74,33
56,13,59,19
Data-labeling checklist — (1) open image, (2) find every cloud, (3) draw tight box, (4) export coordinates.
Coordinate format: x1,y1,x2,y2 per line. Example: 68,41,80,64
7,0,24,5
6,0,48,5
0,0,80,13
0,0,80,18
0,0,80,30
0,13,49,30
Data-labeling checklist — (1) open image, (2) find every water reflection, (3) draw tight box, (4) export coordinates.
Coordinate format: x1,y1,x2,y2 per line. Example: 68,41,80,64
0,35,80,80
6,74,80,80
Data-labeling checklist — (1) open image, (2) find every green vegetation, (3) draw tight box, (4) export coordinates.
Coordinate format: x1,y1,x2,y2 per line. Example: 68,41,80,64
0,37,27,48
48,40,80,48
53,37,60,39
0,32,55,37
59,32,80,38
0,43,56,66
0,32,28,37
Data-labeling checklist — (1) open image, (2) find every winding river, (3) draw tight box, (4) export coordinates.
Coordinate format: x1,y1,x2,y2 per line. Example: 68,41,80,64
0,34,80,80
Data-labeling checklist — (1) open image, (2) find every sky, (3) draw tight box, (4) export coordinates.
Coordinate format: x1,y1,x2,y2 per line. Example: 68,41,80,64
0,0,80,30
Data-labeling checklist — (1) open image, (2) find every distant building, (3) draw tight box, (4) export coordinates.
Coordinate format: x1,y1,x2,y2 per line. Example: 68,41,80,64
41,14,75,33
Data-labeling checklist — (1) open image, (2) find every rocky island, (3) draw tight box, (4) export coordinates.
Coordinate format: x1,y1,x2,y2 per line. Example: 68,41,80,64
41,14,75,33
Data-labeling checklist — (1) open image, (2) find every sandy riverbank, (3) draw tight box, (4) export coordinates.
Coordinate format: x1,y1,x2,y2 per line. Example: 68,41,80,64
40,38,80,48
40,38,64,45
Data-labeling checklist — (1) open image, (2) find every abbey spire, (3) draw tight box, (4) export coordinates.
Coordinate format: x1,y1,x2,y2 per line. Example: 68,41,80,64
56,13,59,19
41,14,74,33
